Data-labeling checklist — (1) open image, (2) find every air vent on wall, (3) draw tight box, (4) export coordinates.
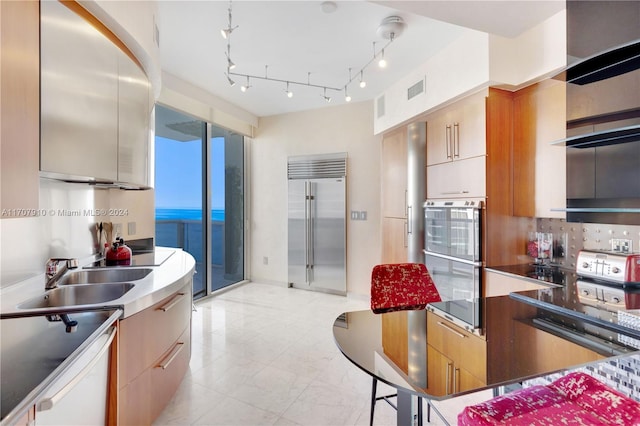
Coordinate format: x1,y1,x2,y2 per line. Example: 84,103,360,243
287,153,347,180
377,95,385,118
407,78,425,100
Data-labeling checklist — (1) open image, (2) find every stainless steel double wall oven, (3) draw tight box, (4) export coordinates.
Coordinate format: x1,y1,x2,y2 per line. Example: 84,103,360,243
423,200,483,328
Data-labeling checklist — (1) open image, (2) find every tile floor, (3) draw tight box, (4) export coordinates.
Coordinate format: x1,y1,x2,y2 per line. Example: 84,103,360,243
154,282,492,425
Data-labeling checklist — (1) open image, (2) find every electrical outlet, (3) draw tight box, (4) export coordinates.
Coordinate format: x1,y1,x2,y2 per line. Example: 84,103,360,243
351,211,360,220
114,223,122,238
612,238,632,253
360,211,367,220
127,222,136,235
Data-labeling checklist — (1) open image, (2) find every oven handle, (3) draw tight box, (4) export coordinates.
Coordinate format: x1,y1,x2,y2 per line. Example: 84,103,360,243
423,250,483,267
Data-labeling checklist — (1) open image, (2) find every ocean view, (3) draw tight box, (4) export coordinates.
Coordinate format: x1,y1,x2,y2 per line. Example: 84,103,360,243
155,208,225,221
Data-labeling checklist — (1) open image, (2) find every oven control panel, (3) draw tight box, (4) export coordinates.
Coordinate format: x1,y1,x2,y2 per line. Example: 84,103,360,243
577,250,640,283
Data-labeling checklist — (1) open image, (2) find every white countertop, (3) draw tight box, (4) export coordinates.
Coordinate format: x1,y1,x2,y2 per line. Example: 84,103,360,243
0,247,196,318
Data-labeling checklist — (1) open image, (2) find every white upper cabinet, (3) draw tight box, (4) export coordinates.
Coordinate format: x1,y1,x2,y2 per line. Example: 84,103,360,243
40,0,119,182
40,1,150,187
117,51,150,186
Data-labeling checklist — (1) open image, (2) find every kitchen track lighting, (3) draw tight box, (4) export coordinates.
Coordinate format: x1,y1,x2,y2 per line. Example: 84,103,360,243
221,3,405,104
241,76,251,92
220,1,238,39
226,54,236,70
323,88,331,103
378,49,387,68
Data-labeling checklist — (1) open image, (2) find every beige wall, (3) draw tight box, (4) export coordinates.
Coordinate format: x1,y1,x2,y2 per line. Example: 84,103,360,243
250,101,381,297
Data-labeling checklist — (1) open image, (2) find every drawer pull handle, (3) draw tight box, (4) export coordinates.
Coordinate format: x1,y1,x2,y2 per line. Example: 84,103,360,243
157,342,185,370
436,321,466,339
158,293,186,312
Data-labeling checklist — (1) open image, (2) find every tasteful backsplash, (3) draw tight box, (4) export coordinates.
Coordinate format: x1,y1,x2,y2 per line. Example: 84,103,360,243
0,178,154,289
537,217,640,270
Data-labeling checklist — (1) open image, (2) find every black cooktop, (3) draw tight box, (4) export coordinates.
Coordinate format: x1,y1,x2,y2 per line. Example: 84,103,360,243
85,250,174,268
491,263,569,287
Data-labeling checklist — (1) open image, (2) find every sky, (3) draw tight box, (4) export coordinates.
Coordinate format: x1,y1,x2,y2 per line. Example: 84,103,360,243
155,136,226,210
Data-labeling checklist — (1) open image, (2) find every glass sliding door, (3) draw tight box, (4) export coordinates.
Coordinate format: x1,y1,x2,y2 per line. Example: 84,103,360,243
155,105,245,299
210,128,244,291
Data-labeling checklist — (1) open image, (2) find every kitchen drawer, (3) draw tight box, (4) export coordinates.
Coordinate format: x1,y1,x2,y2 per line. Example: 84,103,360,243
119,326,190,426
119,283,192,386
149,327,191,421
427,311,486,381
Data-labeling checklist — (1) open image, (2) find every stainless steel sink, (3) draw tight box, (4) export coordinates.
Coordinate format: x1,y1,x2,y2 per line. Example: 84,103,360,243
17,283,135,309
59,268,152,285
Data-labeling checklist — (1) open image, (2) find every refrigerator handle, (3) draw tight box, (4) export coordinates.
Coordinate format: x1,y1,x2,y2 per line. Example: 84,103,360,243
304,181,310,283
407,205,413,235
308,182,315,282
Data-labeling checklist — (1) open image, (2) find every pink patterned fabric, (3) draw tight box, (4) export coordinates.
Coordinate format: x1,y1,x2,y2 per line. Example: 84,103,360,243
458,372,640,425
370,263,441,314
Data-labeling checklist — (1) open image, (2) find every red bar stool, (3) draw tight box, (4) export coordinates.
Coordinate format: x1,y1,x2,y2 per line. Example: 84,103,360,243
458,371,640,425
370,263,442,425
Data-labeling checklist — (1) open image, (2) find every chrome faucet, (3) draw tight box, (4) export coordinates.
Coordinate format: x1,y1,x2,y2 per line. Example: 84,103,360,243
45,258,78,290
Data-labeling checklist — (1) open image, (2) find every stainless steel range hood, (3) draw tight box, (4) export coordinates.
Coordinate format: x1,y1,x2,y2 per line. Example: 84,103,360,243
553,123,640,149
556,1,640,225
560,40,640,85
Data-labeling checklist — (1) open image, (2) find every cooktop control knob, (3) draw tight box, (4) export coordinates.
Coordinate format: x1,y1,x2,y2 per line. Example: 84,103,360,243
582,262,590,269
611,297,621,304
611,266,620,274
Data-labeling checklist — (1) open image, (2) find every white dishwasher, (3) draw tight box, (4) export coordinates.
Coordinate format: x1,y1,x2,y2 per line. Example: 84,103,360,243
34,321,117,425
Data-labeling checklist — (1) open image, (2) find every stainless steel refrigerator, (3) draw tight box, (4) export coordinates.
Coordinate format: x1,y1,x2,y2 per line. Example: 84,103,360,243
288,153,346,295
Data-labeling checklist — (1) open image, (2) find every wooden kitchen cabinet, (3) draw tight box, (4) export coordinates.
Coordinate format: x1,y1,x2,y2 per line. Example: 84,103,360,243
381,217,407,264
381,128,407,219
426,311,487,395
118,282,192,425
513,79,566,218
426,90,486,166
382,311,409,374
425,90,487,199
426,346,485,395
426,156,486,199
0,0,40,216
381,127,408,262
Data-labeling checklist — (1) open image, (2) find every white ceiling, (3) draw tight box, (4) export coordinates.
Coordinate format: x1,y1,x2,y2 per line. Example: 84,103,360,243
157,1,565,118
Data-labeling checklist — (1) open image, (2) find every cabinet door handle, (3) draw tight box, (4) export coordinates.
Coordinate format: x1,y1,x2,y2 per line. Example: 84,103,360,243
404,190,408,217
453,122,460,158
445,361,453,394
437,321,467,339
440,190,470,195
37,326,117,412
454,367,460,393
403,220,408,247
445,125,452,159
158,293,186,312
156,342,185,370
